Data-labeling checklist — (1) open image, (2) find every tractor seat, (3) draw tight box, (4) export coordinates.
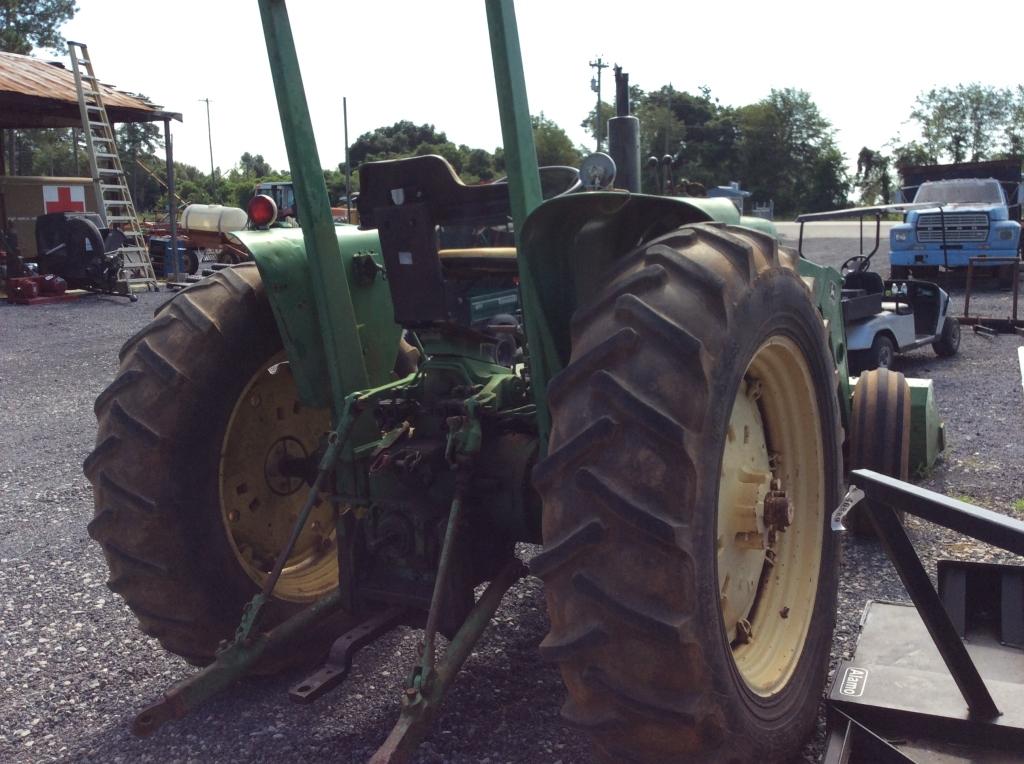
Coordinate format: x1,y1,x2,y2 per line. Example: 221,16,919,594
357,154,511,229
438,247,518,276
357,155,517,326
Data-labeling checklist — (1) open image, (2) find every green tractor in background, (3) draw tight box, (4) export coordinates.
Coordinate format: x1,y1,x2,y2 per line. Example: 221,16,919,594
84,1,943,761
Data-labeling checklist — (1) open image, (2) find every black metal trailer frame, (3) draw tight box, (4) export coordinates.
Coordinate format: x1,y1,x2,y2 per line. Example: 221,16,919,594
826,470,1024,762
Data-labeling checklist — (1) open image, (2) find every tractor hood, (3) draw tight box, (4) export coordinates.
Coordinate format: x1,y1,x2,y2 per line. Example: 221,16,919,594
907,203,1009,220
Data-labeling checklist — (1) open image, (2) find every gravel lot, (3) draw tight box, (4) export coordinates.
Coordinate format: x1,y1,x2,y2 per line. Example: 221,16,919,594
1,233,1022,763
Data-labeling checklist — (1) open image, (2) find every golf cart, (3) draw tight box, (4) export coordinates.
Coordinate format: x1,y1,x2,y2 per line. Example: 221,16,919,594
796,206,960,374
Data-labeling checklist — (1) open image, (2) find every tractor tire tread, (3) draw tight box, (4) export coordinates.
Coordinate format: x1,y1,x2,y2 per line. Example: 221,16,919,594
644,245,727,319
93,368,144,414
538,622,610,661
846,368,911,534
559,698,626,732
532,416,617,489
537,223,838,762
575,467,686,546
581,664,698,723
570,265,668,338
88,264,269,662
570,570,685,644
529,519,606,580
118,314,177,362
92,470,158,514
692,223,756,281
134,338,189,384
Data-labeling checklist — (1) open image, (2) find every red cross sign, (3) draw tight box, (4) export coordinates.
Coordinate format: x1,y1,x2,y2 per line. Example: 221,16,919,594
43,185,87,214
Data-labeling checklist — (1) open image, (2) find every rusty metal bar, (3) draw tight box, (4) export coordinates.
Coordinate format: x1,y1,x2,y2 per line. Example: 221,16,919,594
963,258,976,319
420,487,466,673
131,586,345,737
960,256,1022,329
1013,259,1020,322
370,559,527,763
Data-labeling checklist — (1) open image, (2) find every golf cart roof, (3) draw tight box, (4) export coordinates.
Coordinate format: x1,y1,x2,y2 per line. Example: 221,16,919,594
795,203,935,224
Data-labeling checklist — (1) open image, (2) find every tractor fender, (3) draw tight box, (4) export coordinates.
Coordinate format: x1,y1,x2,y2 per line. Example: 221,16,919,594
516,192,785,443
233,225,401,409
518,192,724,374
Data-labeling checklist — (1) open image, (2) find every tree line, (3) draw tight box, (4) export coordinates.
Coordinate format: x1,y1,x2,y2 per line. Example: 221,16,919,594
7,83,1023,220
4,2,1023,218
855,84,1024,205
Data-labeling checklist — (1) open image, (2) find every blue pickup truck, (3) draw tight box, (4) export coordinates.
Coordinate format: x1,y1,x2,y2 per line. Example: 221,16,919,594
889,160,1022,279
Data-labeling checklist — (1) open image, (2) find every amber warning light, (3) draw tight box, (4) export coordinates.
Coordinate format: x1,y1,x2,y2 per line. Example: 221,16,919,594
248,194,278,228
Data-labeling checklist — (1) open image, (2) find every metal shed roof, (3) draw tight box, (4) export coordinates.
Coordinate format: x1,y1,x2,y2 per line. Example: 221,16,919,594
0,50,181,129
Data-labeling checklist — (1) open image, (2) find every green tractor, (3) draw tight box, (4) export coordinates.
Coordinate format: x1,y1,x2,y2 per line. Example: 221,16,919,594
84,1,942,761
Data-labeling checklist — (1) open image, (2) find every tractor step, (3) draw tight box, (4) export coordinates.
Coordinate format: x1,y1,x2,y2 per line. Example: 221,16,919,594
290,605,407,704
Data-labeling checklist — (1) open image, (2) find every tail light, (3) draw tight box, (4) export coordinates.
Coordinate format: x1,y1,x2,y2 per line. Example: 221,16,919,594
248,194,278,229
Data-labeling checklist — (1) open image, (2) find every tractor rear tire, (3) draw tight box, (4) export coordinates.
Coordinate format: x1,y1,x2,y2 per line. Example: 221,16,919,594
534,223,842,762
845,368,911,535
85,263,350,666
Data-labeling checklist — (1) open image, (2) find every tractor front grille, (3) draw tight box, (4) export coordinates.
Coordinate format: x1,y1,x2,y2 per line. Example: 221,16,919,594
916,212,989,243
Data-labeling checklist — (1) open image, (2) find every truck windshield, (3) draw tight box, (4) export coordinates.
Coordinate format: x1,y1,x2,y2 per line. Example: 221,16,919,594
912,179,1003,204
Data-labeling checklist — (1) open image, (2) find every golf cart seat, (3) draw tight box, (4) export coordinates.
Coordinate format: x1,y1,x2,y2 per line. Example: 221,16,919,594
843,270,883,295
841,269,885,323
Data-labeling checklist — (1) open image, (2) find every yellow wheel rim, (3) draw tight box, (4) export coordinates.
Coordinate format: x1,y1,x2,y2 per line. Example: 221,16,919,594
219,353,338,602
717,336,824,696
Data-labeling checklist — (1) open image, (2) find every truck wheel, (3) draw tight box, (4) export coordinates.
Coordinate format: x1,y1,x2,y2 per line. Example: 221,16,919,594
183,249,200,275
534,223,842,762
85,263,349,665
889,265,909,280
932,316,960,357
844,368,911,534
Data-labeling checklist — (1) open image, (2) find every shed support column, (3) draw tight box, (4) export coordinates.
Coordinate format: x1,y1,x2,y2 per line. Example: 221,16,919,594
164,118,178,283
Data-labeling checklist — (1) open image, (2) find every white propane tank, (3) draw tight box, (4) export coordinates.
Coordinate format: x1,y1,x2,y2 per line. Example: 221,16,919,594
179,204,248,234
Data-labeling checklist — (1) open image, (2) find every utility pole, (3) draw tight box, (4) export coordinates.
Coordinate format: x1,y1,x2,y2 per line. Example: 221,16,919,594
589,57,608,152
199,98,215,192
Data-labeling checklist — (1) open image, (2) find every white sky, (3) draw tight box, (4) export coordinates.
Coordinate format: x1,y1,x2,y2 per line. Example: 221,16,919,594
50,1,1024,180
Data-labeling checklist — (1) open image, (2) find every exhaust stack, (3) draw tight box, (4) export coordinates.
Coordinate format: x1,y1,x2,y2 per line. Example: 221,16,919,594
607,66,640,192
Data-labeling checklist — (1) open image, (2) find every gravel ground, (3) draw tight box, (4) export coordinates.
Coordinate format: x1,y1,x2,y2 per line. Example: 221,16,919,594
1,235,1022,763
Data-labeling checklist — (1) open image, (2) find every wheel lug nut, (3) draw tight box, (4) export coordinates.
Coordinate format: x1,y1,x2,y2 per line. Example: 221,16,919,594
764,489,792,531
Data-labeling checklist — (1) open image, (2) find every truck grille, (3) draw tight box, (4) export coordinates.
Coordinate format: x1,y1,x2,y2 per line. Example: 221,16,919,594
916,212,989,243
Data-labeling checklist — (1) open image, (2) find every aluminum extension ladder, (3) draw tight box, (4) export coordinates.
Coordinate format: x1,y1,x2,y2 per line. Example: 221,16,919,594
68,41,158,292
